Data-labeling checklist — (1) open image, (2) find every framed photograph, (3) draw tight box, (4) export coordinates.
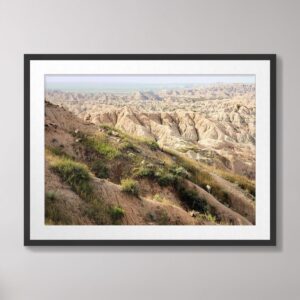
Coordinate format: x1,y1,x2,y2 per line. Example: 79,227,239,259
24,54,276,246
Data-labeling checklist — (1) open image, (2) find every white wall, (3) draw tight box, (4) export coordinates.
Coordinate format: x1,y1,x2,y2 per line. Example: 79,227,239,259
0,0,298,299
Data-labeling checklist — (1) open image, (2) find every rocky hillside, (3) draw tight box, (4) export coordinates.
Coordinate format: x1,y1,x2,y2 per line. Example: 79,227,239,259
45,101,255,226
85,101,255,178
46,85,255,178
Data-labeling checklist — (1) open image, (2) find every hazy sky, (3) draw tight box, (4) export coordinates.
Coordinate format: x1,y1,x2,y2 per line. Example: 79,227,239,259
45,75,255,92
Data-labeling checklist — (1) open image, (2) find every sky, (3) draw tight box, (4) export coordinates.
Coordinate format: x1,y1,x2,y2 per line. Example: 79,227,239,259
45,75,255,92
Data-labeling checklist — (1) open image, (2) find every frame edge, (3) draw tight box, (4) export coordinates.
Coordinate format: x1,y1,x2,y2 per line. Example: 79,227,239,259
24,54,277,246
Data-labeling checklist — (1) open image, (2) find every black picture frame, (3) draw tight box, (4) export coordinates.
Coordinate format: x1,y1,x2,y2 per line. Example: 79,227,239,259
24,54,276,246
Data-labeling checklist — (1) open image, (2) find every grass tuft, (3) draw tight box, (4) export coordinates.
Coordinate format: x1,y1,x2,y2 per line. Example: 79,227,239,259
136,165,156,178
91,160,109,179
109,206,125,224
155,170,177,187
84,135,120,159
135,164,180,187
121,178,139,196
73,130,120,160
50,157,92,199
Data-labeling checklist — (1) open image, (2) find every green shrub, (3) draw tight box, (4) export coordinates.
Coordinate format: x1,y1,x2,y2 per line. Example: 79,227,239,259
83,135,120,160
136,165,156,178
136,164,179,187
109,206,125,224
177,185,209,213
90,137,120,159
170,165,190,178
50,158,92,199
121,178,139,196
143,139,159,150
156,171,177,187
91,160,109,178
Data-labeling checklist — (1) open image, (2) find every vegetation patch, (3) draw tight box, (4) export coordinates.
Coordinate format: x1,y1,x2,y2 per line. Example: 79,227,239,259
153,194,163,202
45,191,73,225
214,169,255,197
162,147,234,204
197,213,217,224
155,169,177,187
47,149,119,225
84,198,111,225
84,135,121,159
143,139,159,151
118,139,137,152
50,157,92,199
73,130,120,160
157,210,170,225
177,184,209,213
135,163,189,187
99,125,161,154
121,178,139,196
47,146,73,160
109,206,125,224
136,165,156,178
91,160,109,179
174,147,255,198
169,165,190,178
146,209,170,225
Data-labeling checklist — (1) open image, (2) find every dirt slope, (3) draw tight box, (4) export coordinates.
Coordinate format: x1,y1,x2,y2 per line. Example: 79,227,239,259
44,101,255,226
183,180,251,225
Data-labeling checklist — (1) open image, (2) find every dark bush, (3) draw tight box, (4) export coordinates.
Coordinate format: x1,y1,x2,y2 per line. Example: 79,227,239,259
109,206,125,224
143,140,159,151
177,185,209,213
156,171,177,187
136,165,156,178
91,160,109,178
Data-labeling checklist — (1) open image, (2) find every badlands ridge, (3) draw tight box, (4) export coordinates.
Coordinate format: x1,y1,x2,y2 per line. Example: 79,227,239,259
46,84,256,179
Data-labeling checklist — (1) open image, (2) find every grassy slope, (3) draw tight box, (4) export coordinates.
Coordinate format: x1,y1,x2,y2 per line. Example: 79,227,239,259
45,103,255,225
